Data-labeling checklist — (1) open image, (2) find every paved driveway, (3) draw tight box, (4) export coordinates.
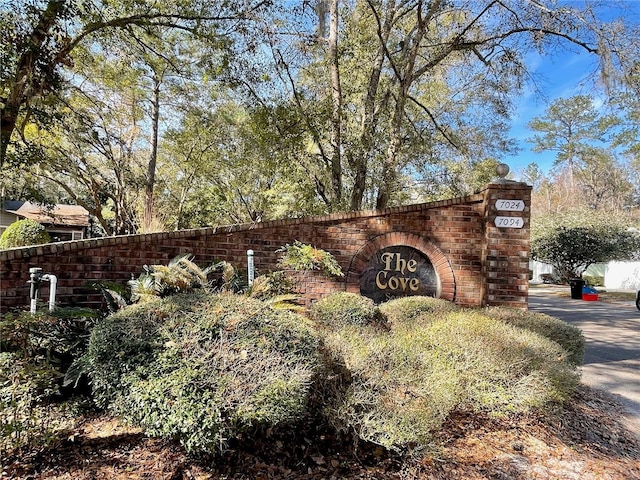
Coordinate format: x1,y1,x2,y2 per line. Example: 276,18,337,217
528,286,640,439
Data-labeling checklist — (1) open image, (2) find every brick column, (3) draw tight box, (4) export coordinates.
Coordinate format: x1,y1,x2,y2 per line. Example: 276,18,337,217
481,181,532,309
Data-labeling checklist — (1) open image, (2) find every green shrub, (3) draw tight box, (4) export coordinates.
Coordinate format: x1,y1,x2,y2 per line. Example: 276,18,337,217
378,295,459,327
83,292,319,454
0,307,99,454
311,292,382,327
0,219,50,248
128,254,215,302
485,307,585,365
582,275,604,287
319,308,580,452
247,271,297,300
0,308,100,376
277,241,344,277
0,352,60,454
82,288,583,456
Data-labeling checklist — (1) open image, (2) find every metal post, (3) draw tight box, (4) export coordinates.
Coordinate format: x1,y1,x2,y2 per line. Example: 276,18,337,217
28,267,43,314
247,250,255,286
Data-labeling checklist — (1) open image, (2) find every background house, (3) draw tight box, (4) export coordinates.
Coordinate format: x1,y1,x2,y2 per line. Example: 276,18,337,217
1,201,90,242
530,259,640,290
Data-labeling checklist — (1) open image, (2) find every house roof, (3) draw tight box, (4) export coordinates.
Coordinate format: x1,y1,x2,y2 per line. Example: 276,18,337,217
3,201,90,228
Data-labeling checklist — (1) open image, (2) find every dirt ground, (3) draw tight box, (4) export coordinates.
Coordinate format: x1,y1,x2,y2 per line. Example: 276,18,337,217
2,386,639,480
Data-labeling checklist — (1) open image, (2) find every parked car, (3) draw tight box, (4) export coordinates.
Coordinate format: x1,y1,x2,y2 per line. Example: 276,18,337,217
636,290,640,311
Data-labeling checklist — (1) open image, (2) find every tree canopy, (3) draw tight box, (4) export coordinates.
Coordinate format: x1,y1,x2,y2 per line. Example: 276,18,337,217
3,0,640,233
0,0,267,166
530,210,640,282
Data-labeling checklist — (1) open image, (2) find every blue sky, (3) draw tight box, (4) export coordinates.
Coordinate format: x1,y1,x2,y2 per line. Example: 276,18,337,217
506,49,602,178
505,1,640,179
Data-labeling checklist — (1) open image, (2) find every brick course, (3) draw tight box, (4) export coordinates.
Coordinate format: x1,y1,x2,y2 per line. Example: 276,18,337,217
0,182,531,313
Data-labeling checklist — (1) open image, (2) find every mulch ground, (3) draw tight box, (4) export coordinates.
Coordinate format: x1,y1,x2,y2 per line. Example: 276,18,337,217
2,386,639,480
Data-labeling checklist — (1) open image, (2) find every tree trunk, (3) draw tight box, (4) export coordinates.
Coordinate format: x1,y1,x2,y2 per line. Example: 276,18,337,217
374,3,424,210
144,73,161,231
0,0,66,166
328,0,342,207
350,5,393,211
376,99,405,210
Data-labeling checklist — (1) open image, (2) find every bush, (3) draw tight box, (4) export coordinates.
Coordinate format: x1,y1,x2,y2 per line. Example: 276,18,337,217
485,307,585,366
247,271,297,300
378,295,459,327
531,210,640,282
82,288,583,456
0,308,100,378
0,219,50,249
319,304,580,452
128,254,215,302
582,275,604,287
277,241,343,277
0,308,99,454
83,292,319,454
0,351,61,454
311,292,383,327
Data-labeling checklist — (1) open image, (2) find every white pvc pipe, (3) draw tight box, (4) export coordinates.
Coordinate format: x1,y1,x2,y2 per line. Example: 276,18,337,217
247,250,255,286
41,274,57,312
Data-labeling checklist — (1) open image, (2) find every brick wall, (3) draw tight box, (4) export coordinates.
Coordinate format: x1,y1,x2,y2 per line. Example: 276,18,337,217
0,181,531,313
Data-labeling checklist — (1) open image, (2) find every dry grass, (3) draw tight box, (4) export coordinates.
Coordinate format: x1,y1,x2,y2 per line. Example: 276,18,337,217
319,304,581,452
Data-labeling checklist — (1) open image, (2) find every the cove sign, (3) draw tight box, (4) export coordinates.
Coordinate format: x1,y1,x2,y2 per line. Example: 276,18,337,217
359,246,438,303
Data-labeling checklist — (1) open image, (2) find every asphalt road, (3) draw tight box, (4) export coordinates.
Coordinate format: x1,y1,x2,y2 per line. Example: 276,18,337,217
528,286,640,440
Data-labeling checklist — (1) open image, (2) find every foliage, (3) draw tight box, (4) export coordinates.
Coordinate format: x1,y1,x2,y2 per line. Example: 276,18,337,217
6,1,638,222
0,307,100,453
485,308,585,366
0,219,50,248
277,241,343,278
128,254,214,302
582,275,605,287
528,95,620,175
0,0,268,167
0,308,100,364
247,271,297,300
69,285,583,456
378,295,460,327
237,2,639,211
0,351,60,454
83,292,319,454
526,95,636,213
213,260,242,293
530,210,640,281
157,100,323,229
311,292,383,328
246,271,304,311
319,304,580,452
92,282,130,314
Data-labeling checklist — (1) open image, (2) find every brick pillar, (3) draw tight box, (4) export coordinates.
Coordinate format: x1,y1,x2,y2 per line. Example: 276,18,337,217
481,181,532,308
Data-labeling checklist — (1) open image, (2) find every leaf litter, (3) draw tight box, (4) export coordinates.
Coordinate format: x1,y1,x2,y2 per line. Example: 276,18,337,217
2,386,638,479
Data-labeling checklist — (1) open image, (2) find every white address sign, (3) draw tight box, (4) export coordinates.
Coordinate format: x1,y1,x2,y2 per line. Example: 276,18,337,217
495,199,525,211
495,216,525,229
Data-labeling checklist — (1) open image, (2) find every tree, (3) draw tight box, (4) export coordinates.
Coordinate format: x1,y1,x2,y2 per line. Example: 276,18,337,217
29,55,148,236
531,210,640,282
0,0,268,166
526,93,638,214
241,1,639,212
415,157,504,201
520,163,545,190
574,147,633,211
528,95,620,192
156,98,321,229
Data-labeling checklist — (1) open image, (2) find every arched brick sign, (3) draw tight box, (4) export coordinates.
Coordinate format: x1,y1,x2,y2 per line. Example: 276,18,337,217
345,233,456,303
